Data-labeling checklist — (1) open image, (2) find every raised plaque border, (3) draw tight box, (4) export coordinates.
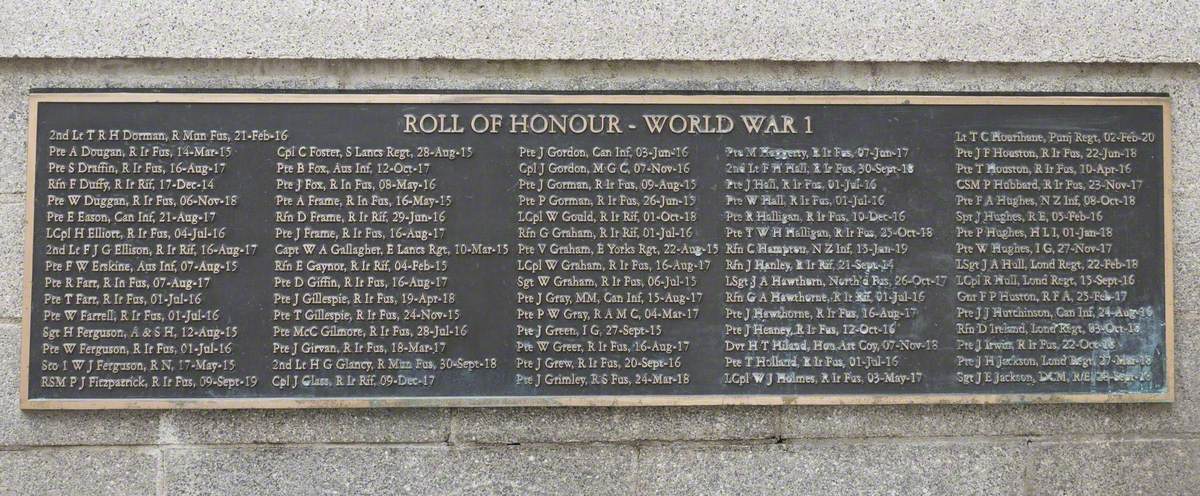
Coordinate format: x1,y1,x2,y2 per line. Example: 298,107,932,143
20,92,1175,409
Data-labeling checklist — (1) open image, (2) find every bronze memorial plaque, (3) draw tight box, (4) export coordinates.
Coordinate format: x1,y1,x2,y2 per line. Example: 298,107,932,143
20,92,1173,409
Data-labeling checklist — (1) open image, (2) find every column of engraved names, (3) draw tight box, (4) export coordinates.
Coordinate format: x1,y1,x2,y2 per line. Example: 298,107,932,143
513,143,705,390
270,143,488,393
38,126,257,395
953,127,1158,390
721,144,942,389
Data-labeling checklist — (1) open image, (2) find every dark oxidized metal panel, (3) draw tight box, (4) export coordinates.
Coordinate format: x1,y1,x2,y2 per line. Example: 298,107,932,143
20,93,1173,409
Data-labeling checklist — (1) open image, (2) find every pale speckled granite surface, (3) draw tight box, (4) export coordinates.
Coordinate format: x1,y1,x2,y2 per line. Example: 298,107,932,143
0,1,1197,63
0,59,1195,495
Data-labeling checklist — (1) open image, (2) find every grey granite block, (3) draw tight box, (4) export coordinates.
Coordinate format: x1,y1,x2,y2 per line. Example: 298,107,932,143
0,201,24,319
0,1,1196,63
0,68,32,195
452,406,777,443
0,447,158,496
638,440,1023,496
1026,438,1200,495
162,444,636,495
163,408,450,445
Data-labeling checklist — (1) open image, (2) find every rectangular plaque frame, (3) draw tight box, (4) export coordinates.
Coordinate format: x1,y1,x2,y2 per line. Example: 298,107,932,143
20,92,1175,409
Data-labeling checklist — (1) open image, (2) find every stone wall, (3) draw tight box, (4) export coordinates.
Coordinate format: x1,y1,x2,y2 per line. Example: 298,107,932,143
1,2,1198,493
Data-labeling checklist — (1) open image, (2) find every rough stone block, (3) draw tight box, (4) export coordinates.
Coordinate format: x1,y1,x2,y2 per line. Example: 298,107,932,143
1026,439,1200,495
163,408,449,445
638,440,1023,495
162,444,636,495
0,2,1197,63
0,201,24,319
0,447,157,495
0,68,32,195
452,406,777,444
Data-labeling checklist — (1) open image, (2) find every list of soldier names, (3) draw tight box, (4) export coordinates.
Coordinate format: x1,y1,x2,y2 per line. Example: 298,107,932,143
24,96,1170,406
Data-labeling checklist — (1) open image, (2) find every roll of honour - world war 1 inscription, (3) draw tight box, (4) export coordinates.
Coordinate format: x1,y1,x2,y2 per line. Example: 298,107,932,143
19,93,1173,409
